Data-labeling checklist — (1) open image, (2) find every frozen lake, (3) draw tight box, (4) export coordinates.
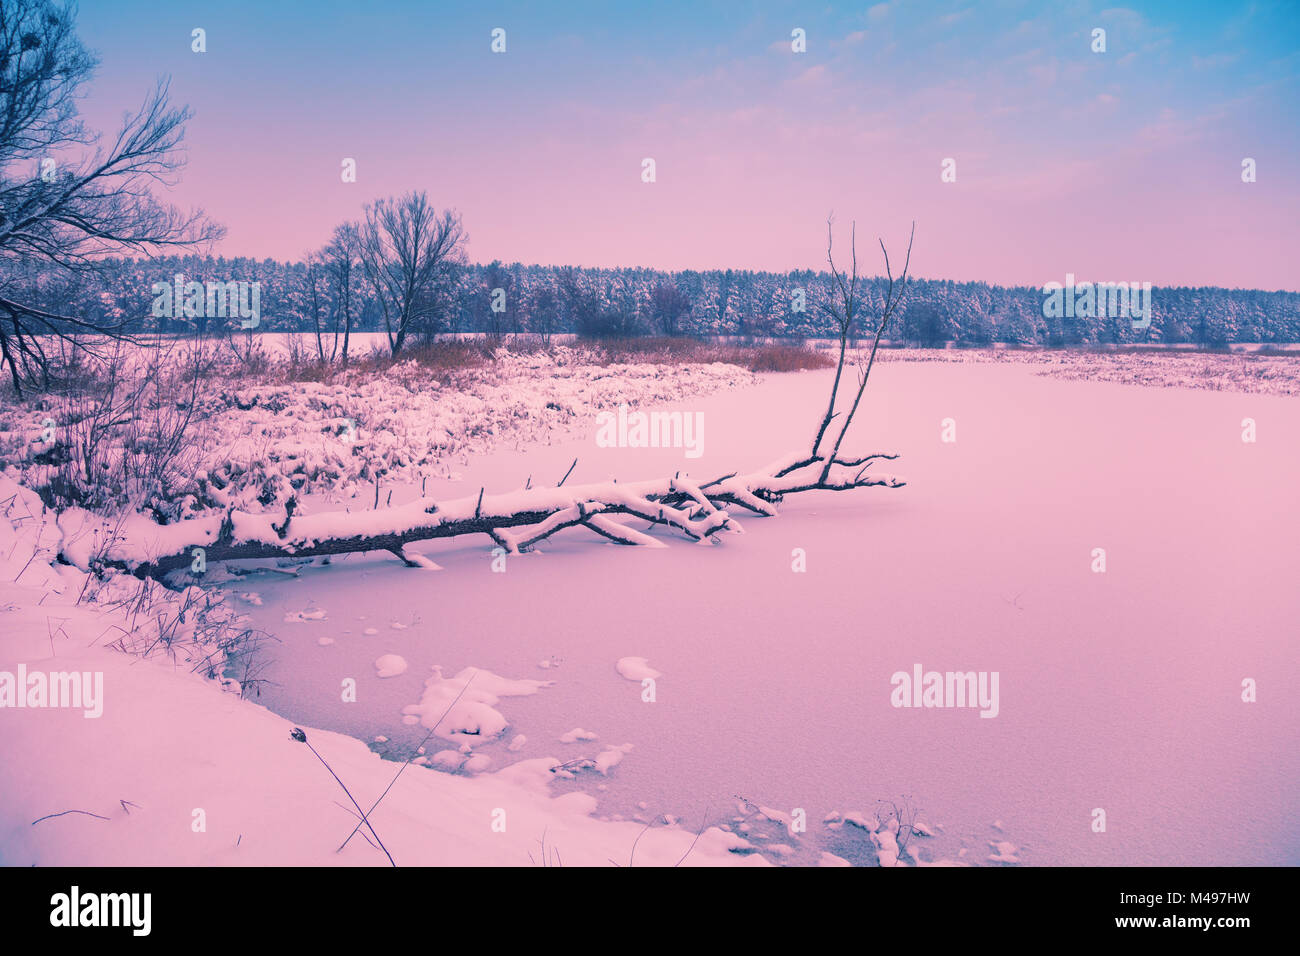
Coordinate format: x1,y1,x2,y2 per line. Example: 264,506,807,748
239,360,1300,865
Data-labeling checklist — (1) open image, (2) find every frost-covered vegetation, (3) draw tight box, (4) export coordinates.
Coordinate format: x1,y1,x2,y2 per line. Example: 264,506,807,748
0,337,769,522
878,344,1300,396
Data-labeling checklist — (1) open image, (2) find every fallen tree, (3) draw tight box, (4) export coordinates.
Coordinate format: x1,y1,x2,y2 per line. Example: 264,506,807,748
58,219,915,583
60,451,901,580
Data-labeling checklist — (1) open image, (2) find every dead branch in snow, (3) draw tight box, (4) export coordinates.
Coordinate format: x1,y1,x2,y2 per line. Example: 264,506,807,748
72,448,903,582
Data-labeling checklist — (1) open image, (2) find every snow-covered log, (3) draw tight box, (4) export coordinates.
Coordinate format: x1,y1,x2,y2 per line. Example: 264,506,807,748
59,452,903,582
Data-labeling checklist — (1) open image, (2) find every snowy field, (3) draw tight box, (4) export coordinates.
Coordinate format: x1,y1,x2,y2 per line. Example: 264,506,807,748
184,360,1300,865
2,352,1297,866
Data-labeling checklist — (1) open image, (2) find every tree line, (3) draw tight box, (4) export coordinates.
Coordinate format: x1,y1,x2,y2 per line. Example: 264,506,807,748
10,247,1300,353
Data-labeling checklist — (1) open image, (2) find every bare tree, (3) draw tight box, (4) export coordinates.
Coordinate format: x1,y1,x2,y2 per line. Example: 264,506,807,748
302,252,333,363
323,222,360,365
529,284,559,346
650,280,692,337
0,0,223,395
811,216,914,480
473,259,511,343
557,265,597,331
356,192,465,356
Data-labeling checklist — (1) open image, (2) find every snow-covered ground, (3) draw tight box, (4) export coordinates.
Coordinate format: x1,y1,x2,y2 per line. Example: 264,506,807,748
0,342,756,518
876,346,1300,396
0,349,771,866
219,360,1300,866
3,353,1296,866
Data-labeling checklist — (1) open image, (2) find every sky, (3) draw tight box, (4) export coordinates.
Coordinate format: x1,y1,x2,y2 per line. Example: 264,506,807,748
72,0,1300,289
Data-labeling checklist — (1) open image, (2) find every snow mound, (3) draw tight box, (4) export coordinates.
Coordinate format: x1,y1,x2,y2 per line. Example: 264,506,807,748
373,654,408,678
402,665,553,743
283,608,326,623
595,743,634,775
988,841,1021,864
616,656,662,681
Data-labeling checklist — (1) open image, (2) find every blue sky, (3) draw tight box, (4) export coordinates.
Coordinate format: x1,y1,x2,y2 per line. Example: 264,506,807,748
69,0,1300,287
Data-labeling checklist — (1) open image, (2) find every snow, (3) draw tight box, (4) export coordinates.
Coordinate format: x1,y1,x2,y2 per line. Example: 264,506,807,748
401,666,554,743
3,350,1297,867
230,360,1299,866
0,342,756,532
615,657,662,681
373,655,408,678
594,744,634,775
0,476,764,867
284,608,327,623
988,841,1022,864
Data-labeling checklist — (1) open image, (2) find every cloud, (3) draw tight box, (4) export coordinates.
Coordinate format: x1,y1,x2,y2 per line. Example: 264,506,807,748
868,3,890,22
1099,7,1145,27
789,64,830,88
1192,52,1240,70
1027,61,1058,86
845,30,867,44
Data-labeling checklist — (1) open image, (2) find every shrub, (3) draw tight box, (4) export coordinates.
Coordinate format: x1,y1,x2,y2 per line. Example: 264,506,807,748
576,311,647,339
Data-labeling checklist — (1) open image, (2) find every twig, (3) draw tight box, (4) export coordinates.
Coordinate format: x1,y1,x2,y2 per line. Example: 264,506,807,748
291,727,395,866
557,458,577,487
628,816,661,867
32,809,110,826
674,804,712,867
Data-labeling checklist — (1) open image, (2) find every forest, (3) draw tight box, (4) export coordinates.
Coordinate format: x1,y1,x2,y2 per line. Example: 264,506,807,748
7,252,1298,352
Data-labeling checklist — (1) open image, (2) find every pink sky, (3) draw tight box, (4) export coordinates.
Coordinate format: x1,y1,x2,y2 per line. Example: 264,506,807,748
78,1,1300,289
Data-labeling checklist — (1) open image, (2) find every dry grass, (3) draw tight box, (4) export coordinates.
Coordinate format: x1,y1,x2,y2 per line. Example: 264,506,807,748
585,337,835,372
3,334,839,408
266,336,833,382
746,344,837,372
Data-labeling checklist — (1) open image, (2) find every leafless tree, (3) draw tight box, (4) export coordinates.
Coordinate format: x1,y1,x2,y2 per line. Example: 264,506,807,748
355,191,465,356
557,265,597,330
529,284,559,346
810,216,914,480
650,280,692,337
0,0,222,395
323,222,360,365
302,252,333,363
473,259,511,343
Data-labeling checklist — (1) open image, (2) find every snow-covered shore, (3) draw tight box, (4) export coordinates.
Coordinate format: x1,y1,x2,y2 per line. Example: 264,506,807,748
3,348,1296,867
0,346,777,867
